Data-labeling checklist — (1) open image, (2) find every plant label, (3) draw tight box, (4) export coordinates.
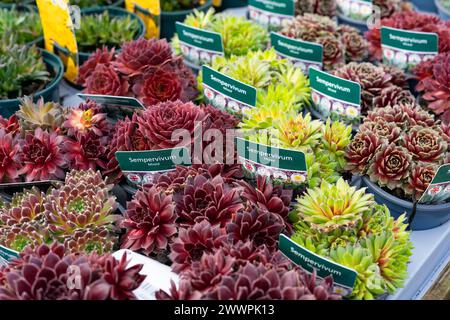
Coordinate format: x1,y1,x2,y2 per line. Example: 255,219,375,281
248,0,295,31
125,0,161,39
279,234,358,296
381,27,438,73
36,0,79,82
309,67,361,126
115,148,190,186
202,65,257,116
236,138,307,187
176,22,224,67
77,93,146,109
270,32,323,74
0,245,20,267
419,164,450,205
337,0,372,22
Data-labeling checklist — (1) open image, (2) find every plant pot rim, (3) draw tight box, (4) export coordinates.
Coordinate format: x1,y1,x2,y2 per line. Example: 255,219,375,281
77,6,146,58
435,0,450,14
161,0,213,16
361,175,450,210
0,49,63,105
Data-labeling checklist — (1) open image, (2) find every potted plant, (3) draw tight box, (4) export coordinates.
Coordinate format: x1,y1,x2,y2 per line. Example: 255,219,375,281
413,53,450,124
172,8,269,71
0,43,63,117
69,0,123,9
0,7,42,46
345,102,450,230
75,7,145,66
289,178,413,299
295,0,336,18
160,0,213,39
0,0,33,9
280,14,369,71
308,61,412,128
77,38,198,106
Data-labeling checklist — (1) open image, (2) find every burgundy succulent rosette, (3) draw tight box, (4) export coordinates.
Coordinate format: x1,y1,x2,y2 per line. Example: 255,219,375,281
345,103,450,199
78,38,199,106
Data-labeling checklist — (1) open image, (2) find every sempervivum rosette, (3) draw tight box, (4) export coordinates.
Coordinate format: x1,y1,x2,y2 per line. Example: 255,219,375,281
158,243,342,300
346,103,450,199
365,11,450,61
43,170,119,254
333,62,402,115
290,178,413,300
18,128,68,182
338,25,369,63
295,0,337,18
120,187,177,256
0,129,21,183
413,53,450,124
172,9,269,59
78,39,198,106
0,243,145,300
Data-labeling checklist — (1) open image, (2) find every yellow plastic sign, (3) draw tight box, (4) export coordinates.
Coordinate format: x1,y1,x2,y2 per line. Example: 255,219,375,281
36,0,78,82
125,0,161,39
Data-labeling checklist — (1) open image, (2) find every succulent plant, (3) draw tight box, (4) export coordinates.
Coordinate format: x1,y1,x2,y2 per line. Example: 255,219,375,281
414,53,450,124
161,0,207,11
16,97,65,133
18,128,68,182
79,38,198,105
333,62,397,115
76,11,140,53
173,8,269,58
295,0,337,18
338,25,369,63
0,43,49,100
372,86,416,109
201,49,310,111
63,100,110,138
281,14,344,71
0,128,21,182
121,187,177,255
365,11,450,61
169,220,227,273
0,243,145,300
291,179,413,299
0,8,42,45
347,103,449,198
0,114,20,135
65,131,109,171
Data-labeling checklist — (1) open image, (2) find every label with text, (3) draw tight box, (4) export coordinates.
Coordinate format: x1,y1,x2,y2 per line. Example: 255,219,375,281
115,148,190,185
271,32,323,74
176,22,224,67
202,66,257,116
279,234,357,296
248,0,295,31
419,164,450,205
381,27,438,73
0,245,20,267
309,67,361,126
77,93,146,109
236,138,307,186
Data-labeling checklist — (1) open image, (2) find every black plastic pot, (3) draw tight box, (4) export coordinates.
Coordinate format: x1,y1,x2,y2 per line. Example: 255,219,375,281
337,14,367,33
361,175,450,230
0,49,64,117
78,7,145,66
160,0,213,40
0,0,33,10
435,0,450,20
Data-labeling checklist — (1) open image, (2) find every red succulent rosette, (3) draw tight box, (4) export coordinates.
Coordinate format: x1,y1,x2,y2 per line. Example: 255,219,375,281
345,131,384,174
65,132,108,171
77,47,115,85
0,129,22,182
402,125,448,163
406,162,438,197
359,119,401,144
367,143,412,190
85,64,129,96
18,128,67,182
121,187,177,255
